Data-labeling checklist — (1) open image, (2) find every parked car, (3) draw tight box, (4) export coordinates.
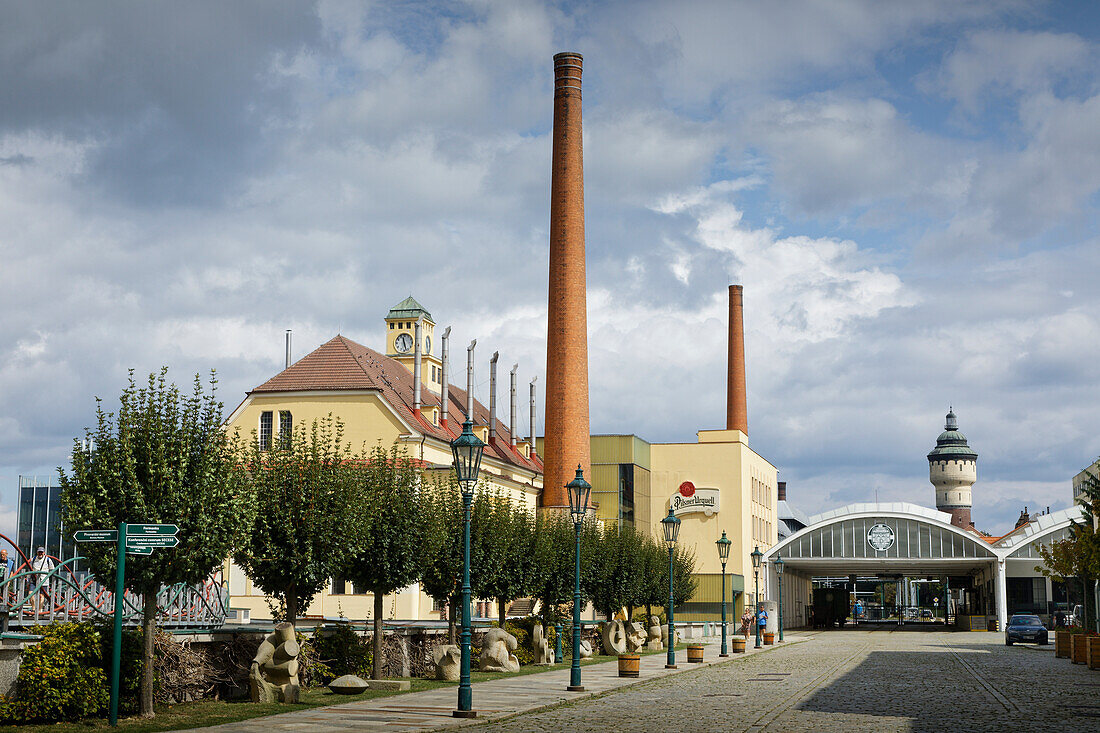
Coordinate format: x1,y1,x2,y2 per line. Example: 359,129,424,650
1005,614,1048,645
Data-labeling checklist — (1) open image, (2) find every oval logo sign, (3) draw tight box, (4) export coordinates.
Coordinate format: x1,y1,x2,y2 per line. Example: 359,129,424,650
679,481,696,497
867,523,895,551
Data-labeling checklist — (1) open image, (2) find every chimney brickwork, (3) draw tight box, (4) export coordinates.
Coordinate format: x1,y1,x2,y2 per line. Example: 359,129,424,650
543,52,591,507
726,284,748,435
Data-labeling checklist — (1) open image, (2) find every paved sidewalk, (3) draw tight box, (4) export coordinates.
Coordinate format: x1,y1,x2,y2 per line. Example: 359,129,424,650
186,634,804,732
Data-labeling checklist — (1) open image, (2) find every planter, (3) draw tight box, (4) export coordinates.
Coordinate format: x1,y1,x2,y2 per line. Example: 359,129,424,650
1087,636,1100,670
731,637,746,654
617,654,640,678
1071,634,1088,664
1055,630,1071,658
687,644,704,663
763,632,775,646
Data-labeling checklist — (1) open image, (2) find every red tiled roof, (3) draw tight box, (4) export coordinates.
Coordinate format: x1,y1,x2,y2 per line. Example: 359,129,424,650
250,335,543,476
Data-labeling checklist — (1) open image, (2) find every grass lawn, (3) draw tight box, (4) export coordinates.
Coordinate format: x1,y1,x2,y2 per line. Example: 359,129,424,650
0,644,692,732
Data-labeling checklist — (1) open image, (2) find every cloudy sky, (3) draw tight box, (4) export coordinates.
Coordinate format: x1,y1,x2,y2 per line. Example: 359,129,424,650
3,0,1099,536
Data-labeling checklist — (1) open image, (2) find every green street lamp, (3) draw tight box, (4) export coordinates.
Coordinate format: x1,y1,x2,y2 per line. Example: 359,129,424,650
716,531,732,657
566,466,591,692
451,420,484,719
661,507,682,669
775,552,784,642
751,545,763,649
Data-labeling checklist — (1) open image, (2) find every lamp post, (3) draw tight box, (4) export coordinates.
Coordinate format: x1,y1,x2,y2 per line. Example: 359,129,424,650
775,552,784,642
751,545,763,649
662,507,682,669
566,466,591,692
716,531,731,657
451,420,484,719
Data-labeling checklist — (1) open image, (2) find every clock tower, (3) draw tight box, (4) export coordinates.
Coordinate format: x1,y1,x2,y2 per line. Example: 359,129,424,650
385,296,443,392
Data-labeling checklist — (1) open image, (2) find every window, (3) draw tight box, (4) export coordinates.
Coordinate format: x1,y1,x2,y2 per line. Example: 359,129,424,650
259,411,273,451
279,411,292,448
390,322,394,329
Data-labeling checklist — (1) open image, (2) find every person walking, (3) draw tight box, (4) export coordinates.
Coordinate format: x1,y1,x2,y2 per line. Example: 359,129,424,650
757,605,769,636
30,547,54,616
741,607,753,640
0,549,14,606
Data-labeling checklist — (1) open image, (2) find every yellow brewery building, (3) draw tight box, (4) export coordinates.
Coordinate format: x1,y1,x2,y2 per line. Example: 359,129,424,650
223,297,543,622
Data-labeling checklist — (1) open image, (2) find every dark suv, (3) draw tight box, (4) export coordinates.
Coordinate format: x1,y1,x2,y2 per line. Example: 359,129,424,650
1005,614,1048,645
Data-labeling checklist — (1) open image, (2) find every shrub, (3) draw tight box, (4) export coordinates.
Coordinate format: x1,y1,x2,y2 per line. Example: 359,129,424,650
310,622,371,683
0,622,108,723
93,619,146,714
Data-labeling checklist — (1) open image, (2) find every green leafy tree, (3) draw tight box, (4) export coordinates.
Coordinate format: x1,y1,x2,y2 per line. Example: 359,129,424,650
59,369,253,718
637,535,668,621
529,512,576,626
482,498,536,625
342,442,429,680
583,522,647,620
235,415,365,626
668,545,700,610
420,474,464,643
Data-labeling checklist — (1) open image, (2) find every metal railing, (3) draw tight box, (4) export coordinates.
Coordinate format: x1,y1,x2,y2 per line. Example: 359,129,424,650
1,539,229,630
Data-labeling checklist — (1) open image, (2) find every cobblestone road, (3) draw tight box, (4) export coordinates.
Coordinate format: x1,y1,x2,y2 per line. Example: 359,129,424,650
472,631,1100,733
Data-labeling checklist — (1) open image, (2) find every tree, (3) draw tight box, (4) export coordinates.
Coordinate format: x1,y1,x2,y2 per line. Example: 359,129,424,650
235,414,365,627
60,369,254,718
341,442,429,680
637,536,668,621
529,512,576,626
481,498,536,626
582,522,647,621
420,474,464,643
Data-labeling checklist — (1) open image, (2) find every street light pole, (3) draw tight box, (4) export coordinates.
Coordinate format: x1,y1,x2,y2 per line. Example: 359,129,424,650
775,552,785,642
566,466,591,692
662,507,682,669
451,420,484,719
751,545,763,649
717,531,731,657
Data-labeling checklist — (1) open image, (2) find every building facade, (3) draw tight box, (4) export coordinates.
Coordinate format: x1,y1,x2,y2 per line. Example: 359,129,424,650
223,297,543,622
16,475,74,567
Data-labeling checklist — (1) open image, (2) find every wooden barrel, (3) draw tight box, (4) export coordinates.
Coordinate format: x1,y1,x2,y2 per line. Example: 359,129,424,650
687,644,704,663
618,653,640,678
763,632,775,645
731,637,746,654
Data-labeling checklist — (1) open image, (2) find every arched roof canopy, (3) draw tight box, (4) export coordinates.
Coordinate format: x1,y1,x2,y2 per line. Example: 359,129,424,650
997,506,1083,560
764,502,998,577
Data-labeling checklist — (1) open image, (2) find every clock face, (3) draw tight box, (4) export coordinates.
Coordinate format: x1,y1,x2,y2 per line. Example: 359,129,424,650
394,333,413,353
425,335,432,354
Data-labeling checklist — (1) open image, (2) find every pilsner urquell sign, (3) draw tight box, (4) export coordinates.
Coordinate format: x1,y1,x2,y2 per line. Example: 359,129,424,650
670,481,720,517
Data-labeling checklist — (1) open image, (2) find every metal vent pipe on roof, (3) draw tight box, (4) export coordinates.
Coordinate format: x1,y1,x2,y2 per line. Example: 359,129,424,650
413,319,423,412
489,352,499,440
440,327,451,426
285,330,292,369
529,377,537,449
466,340,476,421
510,364,518,447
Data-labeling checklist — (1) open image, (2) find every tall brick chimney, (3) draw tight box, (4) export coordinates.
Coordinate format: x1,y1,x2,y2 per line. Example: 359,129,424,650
543,51,591,508
726,284,748,435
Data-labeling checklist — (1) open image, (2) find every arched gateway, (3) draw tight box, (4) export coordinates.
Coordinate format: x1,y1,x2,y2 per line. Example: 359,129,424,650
761,502,1082,631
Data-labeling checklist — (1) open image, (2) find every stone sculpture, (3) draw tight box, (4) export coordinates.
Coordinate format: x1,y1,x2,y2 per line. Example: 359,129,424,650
249,622,300,703
479,627,520,672
329,674,369,695
600,619,627,655
533,623,555,665
579,638,594,659
433,643,461,681
625,621,647,653
647,615,663,651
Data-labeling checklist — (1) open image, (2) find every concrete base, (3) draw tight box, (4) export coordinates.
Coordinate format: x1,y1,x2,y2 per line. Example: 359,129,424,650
452,710,478,718
366,680,411,691
567,685,586,691
665,664,678,669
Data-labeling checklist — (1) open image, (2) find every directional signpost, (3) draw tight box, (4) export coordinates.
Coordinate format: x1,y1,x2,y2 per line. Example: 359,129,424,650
75,521,178,726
